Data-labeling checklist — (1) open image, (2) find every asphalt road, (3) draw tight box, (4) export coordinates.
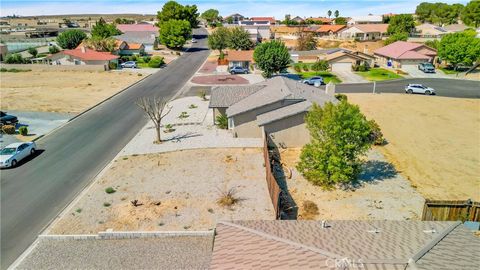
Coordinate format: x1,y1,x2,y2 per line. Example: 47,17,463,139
0,28,210,269
333,78,480,98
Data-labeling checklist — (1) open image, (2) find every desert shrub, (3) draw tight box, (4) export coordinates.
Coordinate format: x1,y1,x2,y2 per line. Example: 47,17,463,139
188,104,198,109
27,47,38,57
368,120,385,145
148,56,165,68
163,124,175,133
48,45,60,54
143,56,151,63
334,93,348,102
217,187,240,208
293,64,301,72
300,200,319,220
5,53,24,64
0,68,31,73
105,187,116,194
108,62,117,70
302,63,309,71
216,114,228,129
198,89,207,101
18,126,28,136
178,111,189,119
2,125,16,134
311,60,329,71
103,202,111,207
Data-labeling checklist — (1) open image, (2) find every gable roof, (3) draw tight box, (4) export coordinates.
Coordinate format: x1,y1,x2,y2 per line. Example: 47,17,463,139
316,24,346,33
50,47,119,61
225,50,255,62
250,17,276,23
116,24,159,32
325,50,366,61
256,100,311,126
374,41,436,60
349,23,389,33
209,84,265,108
211,220,480,270
114,31,157,45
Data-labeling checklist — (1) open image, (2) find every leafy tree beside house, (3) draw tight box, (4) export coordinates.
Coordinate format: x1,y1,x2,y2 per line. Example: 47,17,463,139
387,14,415,35
334,17,347,25
461,0,480,27
56,29,87,49
157,0,199,28
201,9,219,23
91,18,122,38
228,27,254,50
438,30,480,69
384,32,408,45
208,27,230,58
27,47,38,58
297,101,374,188
159,19,192,49
253,40,290,78
296,31,316,51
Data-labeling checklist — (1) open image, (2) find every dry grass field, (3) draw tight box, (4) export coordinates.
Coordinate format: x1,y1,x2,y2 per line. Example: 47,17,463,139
347,93,480,201
0,70,143,114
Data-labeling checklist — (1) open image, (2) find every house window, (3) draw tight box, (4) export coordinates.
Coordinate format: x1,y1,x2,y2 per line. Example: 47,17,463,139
228,118,234,129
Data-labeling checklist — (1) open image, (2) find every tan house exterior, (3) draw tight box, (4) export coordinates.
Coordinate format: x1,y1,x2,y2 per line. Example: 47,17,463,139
374,41,437,68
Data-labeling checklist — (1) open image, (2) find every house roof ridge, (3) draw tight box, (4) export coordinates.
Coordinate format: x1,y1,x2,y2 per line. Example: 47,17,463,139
217,221,342,259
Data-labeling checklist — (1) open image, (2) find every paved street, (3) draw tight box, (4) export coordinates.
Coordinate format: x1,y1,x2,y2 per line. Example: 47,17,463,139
0,28,210,269
332,70,368,83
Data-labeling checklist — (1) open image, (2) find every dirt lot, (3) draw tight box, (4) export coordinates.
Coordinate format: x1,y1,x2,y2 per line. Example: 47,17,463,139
0,70,143,114
280,149,424,220
49,148,274,234
347,93,480,201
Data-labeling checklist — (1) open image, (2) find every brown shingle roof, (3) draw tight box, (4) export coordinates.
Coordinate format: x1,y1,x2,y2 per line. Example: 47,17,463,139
316,24,346,33
225,50,254,62
351,23,389,33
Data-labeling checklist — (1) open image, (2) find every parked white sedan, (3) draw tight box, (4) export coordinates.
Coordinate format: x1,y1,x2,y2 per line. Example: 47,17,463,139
0,142,37,168
405,84,436,95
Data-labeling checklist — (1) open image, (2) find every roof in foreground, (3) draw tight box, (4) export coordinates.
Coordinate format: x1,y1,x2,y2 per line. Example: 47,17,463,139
16,233,213,269
210,220,480,270
209,84,265,108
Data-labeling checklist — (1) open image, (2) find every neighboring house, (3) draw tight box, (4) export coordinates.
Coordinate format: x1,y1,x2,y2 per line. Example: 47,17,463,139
374,41,437,68
443,23,469,33
114,40,145,56
311,24,346,37
225,50,255,69
226,24,272,41
270,25,305,40
325,50,375,72
290,48,346,63
250,17,276,25
414,23,449,38
307,17,332,25
347,15,383,25
114,31,157,52
339,24,389,40
210,220,480,270
116,23,159,33
209,76,338,147
224,13,244,24
291,16,305,24
46,46,119,68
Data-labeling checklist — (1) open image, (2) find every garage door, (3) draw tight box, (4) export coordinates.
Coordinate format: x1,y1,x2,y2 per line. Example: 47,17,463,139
331,62,352,72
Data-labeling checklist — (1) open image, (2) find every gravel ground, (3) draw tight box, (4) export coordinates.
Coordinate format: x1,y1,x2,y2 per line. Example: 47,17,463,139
16,235,213,269
49,148,275,234
280,149,425,220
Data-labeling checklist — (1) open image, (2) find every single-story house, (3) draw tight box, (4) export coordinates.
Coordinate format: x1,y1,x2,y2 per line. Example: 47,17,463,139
443,23,469,33
46,46,119,68
374,41,437,68
226,25,272,41
114,31,157,52
209,76,338,147
250,17,276,25
114,40,145,55
347,14,383,25
325,50,375,72
224,13,244,24
291,16,305,24
116,23,159,33
339,24,389,40
210,220,480,270
414,23,449,38
225,50,255,69
290,48,346,63
314,24,347,37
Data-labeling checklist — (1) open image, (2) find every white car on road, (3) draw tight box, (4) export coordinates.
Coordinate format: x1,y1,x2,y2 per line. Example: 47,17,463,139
0,142,37,168
405,84,436,95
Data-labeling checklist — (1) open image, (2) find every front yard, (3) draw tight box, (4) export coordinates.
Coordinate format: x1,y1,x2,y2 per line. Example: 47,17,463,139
297,71,342,84
356,68,403,81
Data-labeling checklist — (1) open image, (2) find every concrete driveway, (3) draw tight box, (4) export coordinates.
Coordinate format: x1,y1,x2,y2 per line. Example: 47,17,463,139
332,70,368,83
401,65,450,78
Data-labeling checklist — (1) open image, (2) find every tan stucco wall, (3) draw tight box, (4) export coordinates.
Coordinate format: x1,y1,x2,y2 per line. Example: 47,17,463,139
263,113,310,148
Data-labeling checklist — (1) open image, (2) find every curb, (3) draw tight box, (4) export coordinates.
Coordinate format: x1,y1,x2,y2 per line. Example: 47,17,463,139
32,73,153,143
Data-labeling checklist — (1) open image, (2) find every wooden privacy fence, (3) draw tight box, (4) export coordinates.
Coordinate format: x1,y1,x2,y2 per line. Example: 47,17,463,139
263,135,281,219
422,199,480,222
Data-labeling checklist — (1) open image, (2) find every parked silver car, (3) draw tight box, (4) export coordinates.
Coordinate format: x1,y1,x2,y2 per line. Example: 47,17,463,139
418,62,435,73
121,61,137,68
230,66,249,74
405,84,435,95
0,142,37,168
302,76,324,85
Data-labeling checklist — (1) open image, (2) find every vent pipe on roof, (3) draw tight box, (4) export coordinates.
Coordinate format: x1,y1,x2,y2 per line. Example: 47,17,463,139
321,220,329,228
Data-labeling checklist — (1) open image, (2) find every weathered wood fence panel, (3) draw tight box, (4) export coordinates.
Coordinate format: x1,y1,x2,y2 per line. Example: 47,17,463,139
422,199,479,222
263,135,281,219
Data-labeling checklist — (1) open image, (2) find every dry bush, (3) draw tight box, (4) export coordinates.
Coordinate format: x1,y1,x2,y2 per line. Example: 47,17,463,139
217,188,241,208
300,200,319,220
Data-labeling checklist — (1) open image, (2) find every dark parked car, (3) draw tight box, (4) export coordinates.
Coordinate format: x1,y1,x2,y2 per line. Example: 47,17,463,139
418,62,435,73
229,66,249,74
0,111,18,125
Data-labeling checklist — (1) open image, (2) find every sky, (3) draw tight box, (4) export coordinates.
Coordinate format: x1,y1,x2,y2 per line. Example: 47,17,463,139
0,0,471,18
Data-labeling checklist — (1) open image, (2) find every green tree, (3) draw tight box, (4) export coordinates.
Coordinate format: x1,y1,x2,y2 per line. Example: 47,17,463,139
227,17,233,24
253,40,291,78
83,37,117,52
327,10,332,18
91,18,122,38
5,53,24,64
384,32,408,45
311,60,329,71
438,30,480,68
416,2,434,23
201,9,219,23
157,1,199,28
334,10,339,18
462,0,480,27
48,45,60,54
228,27,254,50
297,102,373,188
159,19,192,49
424,39,439,50
416,2,464,24
296,31,316,51
27,47,38,57
334,17,347,25
208,26,230,55
387,14,415,35
56,29,87,49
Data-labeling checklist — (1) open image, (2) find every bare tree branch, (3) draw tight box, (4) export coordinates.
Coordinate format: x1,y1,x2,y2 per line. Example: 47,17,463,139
136,96,170,143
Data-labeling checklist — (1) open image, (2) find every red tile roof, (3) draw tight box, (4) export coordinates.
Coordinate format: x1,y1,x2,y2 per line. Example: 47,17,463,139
316,24,346,33
374,41,436,60
226,50,254,62
116,24,159,32
64,47,119,61
351,23,389,33
250,17,276,23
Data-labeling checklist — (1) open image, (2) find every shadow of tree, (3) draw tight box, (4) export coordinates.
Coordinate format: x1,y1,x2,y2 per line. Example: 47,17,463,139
347,160,398,189
164,132,202,142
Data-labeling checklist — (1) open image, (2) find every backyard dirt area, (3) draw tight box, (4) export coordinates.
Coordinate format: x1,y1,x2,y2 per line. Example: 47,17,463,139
0,70,143,114
346,93,480,201
279,149,424,220
49,148,275,234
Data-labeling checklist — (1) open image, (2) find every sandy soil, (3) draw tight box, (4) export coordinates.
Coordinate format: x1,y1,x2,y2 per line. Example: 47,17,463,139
0,70,143,114
279,149,424,220
49,148,274,234
347,93,480,201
